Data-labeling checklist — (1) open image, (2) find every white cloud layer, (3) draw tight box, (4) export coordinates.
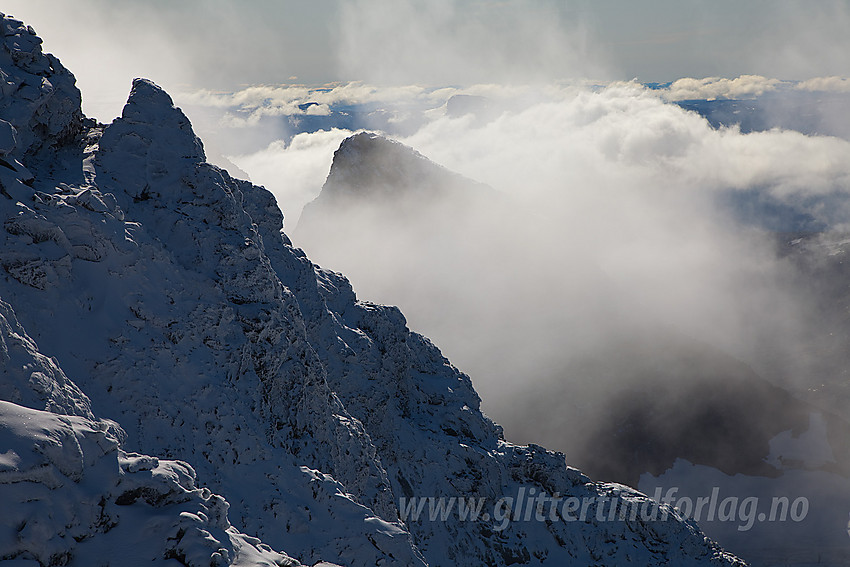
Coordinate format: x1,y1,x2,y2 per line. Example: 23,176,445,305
795,76,850,93
222,82,850,427
664,75,783,101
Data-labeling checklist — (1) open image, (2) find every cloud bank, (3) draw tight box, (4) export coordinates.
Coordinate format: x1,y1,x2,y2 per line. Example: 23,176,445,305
220,83,850,436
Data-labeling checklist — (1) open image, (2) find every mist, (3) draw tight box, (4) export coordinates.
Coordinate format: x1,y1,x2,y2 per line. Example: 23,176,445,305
273,83,850,419
245,88,850,559
335,0,608,85
185,0,850,482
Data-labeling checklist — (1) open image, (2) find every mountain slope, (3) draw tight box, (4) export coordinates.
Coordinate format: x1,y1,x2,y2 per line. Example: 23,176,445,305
0,13,742,567
0,296,298,567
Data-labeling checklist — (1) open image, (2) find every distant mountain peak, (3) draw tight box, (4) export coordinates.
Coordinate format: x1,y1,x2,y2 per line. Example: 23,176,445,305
298,132,494,237
324,131,445,198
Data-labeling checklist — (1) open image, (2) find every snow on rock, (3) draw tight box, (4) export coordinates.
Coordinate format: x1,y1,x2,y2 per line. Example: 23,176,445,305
0,13,82,159
0,13,745,567
0,291,295,566
0,119,16,155
0,298,94,419
96,78,205,207
0,72,425,564
90,78,422,565
0,400,298,567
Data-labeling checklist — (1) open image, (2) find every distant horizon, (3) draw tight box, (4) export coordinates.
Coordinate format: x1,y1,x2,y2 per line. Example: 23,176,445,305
4,0,850,121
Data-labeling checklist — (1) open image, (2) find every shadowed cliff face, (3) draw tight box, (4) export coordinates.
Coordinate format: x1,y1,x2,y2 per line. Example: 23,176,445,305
299,131,494,221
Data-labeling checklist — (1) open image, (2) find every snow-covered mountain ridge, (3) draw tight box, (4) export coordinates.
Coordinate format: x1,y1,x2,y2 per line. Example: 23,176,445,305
0,13,742,566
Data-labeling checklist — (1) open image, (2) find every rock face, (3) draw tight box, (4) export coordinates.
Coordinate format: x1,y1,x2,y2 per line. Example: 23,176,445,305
298,131,493,235
0,298,298,567
0,13,82,160
0,14,743,567
310,131,487,201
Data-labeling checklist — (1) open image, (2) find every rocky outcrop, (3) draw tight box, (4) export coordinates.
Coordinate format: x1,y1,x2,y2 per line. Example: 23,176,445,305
0,13,82,160
0,292,298,566
0,400,300,567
